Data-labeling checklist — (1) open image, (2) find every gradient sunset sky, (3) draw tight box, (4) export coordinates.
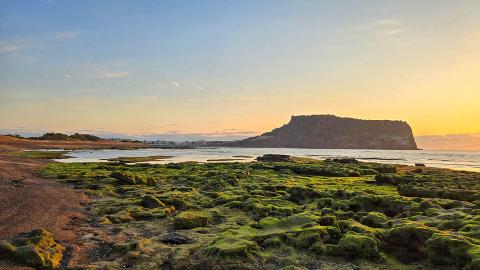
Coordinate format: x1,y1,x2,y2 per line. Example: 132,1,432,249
1,1,479,142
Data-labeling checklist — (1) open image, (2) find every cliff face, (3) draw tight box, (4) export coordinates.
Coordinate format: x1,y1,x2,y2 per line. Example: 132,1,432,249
228,115,418,150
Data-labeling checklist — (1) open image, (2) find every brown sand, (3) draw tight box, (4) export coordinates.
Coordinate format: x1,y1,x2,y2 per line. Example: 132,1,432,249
0,136,145,269
0,134,146,152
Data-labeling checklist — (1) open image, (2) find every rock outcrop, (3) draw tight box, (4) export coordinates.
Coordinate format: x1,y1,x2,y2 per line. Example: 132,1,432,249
0,229,64,269
227,115,418,150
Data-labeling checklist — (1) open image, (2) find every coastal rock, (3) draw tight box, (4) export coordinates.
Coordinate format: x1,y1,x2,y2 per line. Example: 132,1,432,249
256,154,292,162
174,211,211,229
141,195,165,208
0,229,64,269
159,232,193,244
226,115,418,150
336,232,382,260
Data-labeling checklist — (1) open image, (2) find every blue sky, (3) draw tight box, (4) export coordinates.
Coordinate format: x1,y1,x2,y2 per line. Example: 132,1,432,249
1,0,480,143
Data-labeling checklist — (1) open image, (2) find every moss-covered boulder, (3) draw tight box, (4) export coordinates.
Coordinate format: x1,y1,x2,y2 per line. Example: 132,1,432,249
111,171,146,185
467,247,480,270
425,233,475,267
318,215,338,227
256,154,291,162
174,210,211,229
207,231,259,259
295,226,324,249
360,212,389,228
437,219,467,231
0,229,64,269
384,223,437,262
336,232,382,260
141,195,165,208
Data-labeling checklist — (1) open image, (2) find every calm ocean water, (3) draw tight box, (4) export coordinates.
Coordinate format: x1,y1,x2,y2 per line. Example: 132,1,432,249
55,147,480,172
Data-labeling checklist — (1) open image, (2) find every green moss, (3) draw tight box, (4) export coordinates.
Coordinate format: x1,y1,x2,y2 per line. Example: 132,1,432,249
337,232,382,260
174,210,211,229
318,215,338,227
294,226,324,249
0,240,17,255
6,150,70,159
0,229,64,269
437,219,467,231
384,223,438,263
360,212,389,228
207,231,259,258
111,171,147,185
35,156,480,269
141,195,165,208
425,233,474,267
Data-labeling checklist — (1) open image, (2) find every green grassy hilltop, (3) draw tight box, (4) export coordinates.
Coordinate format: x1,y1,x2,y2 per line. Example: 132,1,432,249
36,156,480,269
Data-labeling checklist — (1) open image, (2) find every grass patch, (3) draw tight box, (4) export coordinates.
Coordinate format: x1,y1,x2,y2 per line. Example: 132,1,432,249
5,150,71,159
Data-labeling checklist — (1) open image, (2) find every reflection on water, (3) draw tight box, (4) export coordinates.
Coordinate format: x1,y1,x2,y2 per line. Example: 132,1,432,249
55,147,480,172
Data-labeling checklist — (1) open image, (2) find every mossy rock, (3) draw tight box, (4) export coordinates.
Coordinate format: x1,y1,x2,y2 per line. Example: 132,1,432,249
262,236,283,248
436,219,467,231
295,226,324,249
112,239,150,254
349,194,408,217
337,231,382,260
256,154,291,162
110,171,147,185
425,233,475,267
141,195,165,208
0,229,64,269
207,231,259,259
318,215,338,227
174,210,211,229
467,247,480,270
384,223,438,263
360,212,389,228
460,224,480,239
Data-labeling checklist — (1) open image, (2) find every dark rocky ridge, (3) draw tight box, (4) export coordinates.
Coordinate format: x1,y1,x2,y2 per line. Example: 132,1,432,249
226,115,418,150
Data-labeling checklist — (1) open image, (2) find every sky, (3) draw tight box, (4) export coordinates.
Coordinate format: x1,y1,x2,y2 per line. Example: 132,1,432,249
0,1,479,147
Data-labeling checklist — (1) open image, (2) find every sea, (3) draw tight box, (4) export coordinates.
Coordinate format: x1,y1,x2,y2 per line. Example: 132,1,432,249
54,147,480,172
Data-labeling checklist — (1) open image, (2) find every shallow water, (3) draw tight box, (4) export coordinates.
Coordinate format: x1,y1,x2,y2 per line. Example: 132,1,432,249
54,147,480,172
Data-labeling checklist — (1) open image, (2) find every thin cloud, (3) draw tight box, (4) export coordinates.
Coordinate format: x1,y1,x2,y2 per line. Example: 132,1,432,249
0,39,35,55
87,61,131,79
0,29,81,59
0,43,20,54
348,18,406,41
192,84,205,90
169,81,180,88
375,19,404,35
94,70,131,79
64,74,71,78
155,81,204,90
53,30,82,41
154,81,166,88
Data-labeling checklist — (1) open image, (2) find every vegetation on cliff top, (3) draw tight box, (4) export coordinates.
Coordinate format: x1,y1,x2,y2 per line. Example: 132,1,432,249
33,132,101,141
31,155,480,269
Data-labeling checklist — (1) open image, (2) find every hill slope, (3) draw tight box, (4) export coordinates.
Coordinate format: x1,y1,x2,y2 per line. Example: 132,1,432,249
227,115,418,150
